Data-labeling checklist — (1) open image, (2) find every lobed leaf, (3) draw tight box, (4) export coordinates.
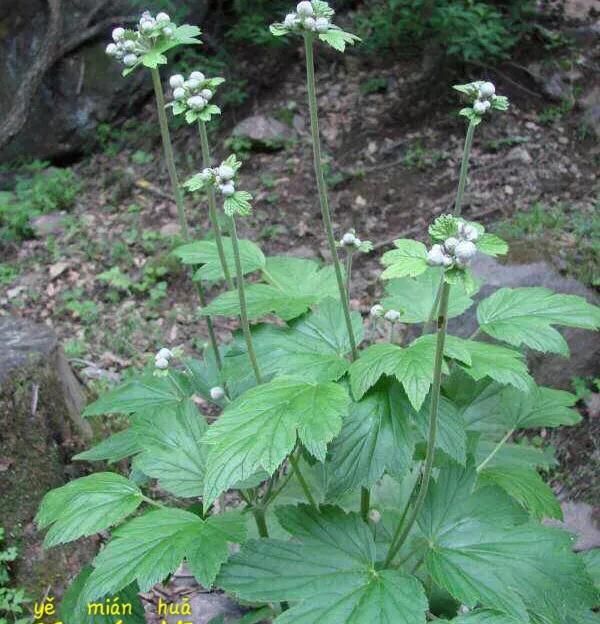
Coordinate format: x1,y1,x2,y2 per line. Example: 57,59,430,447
380,239,428,280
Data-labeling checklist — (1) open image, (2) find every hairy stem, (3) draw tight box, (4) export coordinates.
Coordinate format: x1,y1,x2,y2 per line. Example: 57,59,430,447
289,452,318,510
198,120,234,290
477,428,515,472
151,67,222,370
304,35,358,361
360,487,370,522
384,282,451,567
345,251,353,306
229,215,262,384
252,507,269,538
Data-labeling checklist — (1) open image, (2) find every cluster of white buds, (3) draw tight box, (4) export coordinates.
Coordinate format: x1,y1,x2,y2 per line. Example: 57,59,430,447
154,347,173,370
210,386,225,400
340,230,362,250
105,11,175,68
169,71,215,113
428,221,479,269
199,163,237,197
283,2,331,33
472,81,495,116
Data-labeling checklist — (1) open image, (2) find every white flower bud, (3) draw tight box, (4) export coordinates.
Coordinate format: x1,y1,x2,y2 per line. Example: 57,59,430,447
368,509,381,524
353,237,362,248
210,386,225,400
442,254,454,267
162,26,174,36
187,96,206,110
303,16,317,31
479,81,495,98
218,165,235,180
173,87,186,100
370,304,384,318
315,17,330,32
123,39,136,51
427,244,446,266
220,183,235,196
112,27,125,42
106,43,118,56
123,54,138,67
341,232,356,247
157,347,173,360
200,168,213,180
444,237,459,253
185,78,201,90
473,100,491,115
385,309,401,323
154,356,169,370
200,89,212,101
156,12,170,24
170,74,185,89
297,1,314,17
190,71,206,82
284,13,299,28
454,240,477,263
140,19,155,33
459,223,479,242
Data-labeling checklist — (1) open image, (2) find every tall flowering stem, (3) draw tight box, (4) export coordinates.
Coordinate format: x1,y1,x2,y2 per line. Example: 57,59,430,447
303,35,358,361
198,121,235,290
150,67,222,370
384,282,451,567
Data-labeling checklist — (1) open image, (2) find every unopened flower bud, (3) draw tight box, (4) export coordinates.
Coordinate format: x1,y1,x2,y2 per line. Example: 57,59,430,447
479,81,495,98
106,43,118,56
170,74,185,89
155,356,169,370
210,386,225,400
220,183,235,196
185,78,201,90
444,237,459,253
442,254,454,267
187,96,206,110
140,19,155,33
303,16,317,30
297,1,314,17
353,237,362,248
427,244,446,266
284,13,299,28
201,89,213,100
190,71,205,82
315,17,330,32
341,232,356,247
157,347,173,360
458,223,479,242
218,165,235,180
162,25,174,36
385,309,401,323
200,168,213,180
454,240,477,263
473,100,490,115
112,27,125,42
370,304,384,318
156,12,170,24
123,54,138,67
368,509,381,524
173,87,186,100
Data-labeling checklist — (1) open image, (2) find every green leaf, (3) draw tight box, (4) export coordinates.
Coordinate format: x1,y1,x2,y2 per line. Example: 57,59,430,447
203,378,350,506
477,287,600,355
419,466,594,622
83,376,184,416
83,509,246,600
477,233,508,257
185,348,224,401
202,257,340,321
349,335,471,410
429,215,460,242
223,299,363,386
59,565,145,624
270,23,289,37
132,399,207,498
327,382,414,497
443,266,478,295
451,611,524,624
478,465,562,520
224,190,253,217
74,429,141,463
474,439,556,470
457,339,533,392
581,549,600,596
36,473,142,547
173,237,265,282
381,239,428,280
497,385,581,429
318,28,361,52
382,267,476,323
218,505,428,624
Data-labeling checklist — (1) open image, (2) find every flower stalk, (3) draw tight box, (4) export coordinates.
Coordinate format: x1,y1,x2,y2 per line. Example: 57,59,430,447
304,34,358,361
150,67,222,370
384,282,451,567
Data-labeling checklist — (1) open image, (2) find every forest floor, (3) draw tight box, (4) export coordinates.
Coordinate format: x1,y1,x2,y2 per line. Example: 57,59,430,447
1,10,599,507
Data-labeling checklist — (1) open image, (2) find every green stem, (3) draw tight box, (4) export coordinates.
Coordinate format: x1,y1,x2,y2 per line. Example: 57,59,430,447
289,452,318,510
453,119,477,216
384,283,451,568
141,494,165,509
229,215,262,384
360,487,370,522
198,121,234,290
151,67,222,370
304,35,358,361
345,252,353,307
477,428,514,473
252,507,269,538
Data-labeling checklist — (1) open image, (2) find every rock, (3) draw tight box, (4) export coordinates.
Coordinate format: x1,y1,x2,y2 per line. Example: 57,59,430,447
566,22,600,46
581,86,600,137
232,115,294,149
564,0,598,19
160,222,181,237
447,255,600,390
0,316,93,596
546,501,600,551
506,146,532,165
30,211,69,237
164,593,245,624
0,1,211,163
